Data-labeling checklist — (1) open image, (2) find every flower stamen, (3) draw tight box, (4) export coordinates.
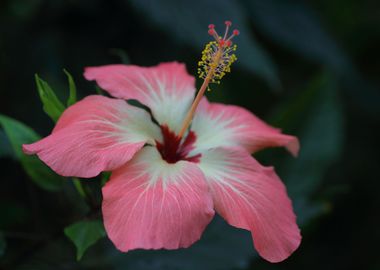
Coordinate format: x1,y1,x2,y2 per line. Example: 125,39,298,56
177,21,239,139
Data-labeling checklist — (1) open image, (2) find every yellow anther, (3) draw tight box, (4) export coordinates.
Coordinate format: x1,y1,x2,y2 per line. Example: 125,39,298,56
197,41,237,87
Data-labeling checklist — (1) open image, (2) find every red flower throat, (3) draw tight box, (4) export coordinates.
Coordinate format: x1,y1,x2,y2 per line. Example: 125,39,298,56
156,125,201,164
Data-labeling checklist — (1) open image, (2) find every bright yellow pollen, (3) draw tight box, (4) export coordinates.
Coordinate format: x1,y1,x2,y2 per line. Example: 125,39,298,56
197,41,237,88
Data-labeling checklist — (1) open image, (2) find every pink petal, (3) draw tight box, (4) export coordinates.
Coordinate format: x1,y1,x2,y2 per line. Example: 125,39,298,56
198,147,301,262
102,146,214,251
84,62,196,133
23,95,161,178
191,99,299,156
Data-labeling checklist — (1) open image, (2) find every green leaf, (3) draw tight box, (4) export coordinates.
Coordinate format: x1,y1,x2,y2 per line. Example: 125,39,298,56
0,115,38,158
63,69,77,107
246,0,350,74
100,172,111,186
0,114,63,191
273,72,344,224
0,130,14,158
287,73,343,196
72,178,86,198
95,86,104,95
128,0,280,89
35,74,66,122
0,232,6,257
64,220,106,260
246,0,380,116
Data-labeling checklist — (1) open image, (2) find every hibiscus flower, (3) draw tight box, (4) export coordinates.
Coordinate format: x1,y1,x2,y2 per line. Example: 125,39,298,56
23,22,301,263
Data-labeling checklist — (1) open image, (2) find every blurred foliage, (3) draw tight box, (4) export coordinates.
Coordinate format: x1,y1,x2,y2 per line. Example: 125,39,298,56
246,0,351,74
0,131,14,158
0,115,63,191
64,220,106,260
0,0,379,269
275,72,344,225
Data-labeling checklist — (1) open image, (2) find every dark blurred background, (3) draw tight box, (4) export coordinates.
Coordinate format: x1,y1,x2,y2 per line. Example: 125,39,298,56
1,0,379,269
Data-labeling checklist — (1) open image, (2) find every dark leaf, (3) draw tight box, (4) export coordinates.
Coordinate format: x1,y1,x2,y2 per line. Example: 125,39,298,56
246,0,380,116
64,220,106,260
0,130,14,158
100,172,111,186
273,72,344,223
0,114,63,191
246,0,350,73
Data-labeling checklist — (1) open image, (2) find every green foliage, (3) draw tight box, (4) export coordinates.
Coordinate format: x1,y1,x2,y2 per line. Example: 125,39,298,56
35,70,77,122
35,74,66,122
64,69,77,107
0,130,14,158
246,0,350,73
246,0,380,116
95,85,104,95
100,172,111,186
0,114,63,191
289,74,343,194
64,220,106,260
273,72,344,224
72,178,86,198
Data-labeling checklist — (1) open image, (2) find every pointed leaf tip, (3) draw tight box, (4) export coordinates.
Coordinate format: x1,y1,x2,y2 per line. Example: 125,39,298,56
63,69,77,107
35,74,65,122
64,220,106,260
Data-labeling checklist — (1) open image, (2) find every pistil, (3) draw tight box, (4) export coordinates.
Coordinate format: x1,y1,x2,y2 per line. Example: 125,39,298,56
177,49,222,139
177,21,239,140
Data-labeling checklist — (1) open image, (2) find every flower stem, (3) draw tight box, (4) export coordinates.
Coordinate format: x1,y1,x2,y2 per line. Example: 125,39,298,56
72,177,99,211
72,177,86,198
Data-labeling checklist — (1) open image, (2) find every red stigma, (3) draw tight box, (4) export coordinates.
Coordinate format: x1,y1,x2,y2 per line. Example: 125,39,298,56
207,21,239,44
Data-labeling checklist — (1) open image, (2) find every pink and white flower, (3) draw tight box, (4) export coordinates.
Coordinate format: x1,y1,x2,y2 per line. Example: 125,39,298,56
23,61,301,262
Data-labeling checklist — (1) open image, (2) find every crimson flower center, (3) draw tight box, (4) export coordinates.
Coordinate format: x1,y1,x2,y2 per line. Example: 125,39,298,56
156,125,201,164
